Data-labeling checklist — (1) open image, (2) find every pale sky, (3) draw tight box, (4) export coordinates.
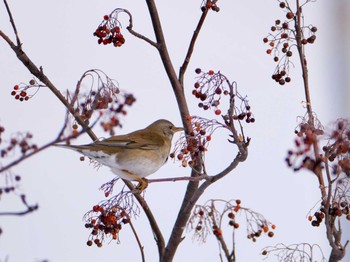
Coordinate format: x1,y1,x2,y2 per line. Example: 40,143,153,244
0,0,349,261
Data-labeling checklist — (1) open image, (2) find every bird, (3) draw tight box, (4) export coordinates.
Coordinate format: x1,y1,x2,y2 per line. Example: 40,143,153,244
56,119,183,191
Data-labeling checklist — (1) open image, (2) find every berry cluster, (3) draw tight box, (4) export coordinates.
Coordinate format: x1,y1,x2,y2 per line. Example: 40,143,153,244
94,14,125,47
0,174,21,195
263,1,317,85
84,204,130,247
232,106,255,123
71,70,135,136
0,131,38,158
261,243,326,260
189,199,275,244
192,68,228,116
10,80,39,101
170,116,223,168
308,199,350,227
230,199,275,242
201,0,220,12
323,119,350,176
192,69,255,123
99,94,136,135
286,120,324,172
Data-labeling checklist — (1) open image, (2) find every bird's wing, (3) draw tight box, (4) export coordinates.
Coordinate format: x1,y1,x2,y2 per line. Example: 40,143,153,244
94,131,164,150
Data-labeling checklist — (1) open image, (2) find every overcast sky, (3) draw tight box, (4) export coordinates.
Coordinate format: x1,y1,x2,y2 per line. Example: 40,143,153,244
0,0,349,261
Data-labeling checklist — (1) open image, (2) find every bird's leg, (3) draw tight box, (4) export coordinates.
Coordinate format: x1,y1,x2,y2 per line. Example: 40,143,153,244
122,170,148,192
136,178,148,192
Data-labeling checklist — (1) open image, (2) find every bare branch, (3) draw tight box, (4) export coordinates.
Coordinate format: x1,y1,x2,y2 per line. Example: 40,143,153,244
128,217,146,262
0,194,38,216
123,180,166,257
122,9,158,48
179,6,210,86
147,175,208,184
0,30,97,141
3,0,21,46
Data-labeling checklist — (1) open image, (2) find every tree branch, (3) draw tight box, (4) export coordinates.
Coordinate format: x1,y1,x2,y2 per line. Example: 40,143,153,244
178,6,210,86
1,5,165,258
3,0,21,46
121,8,158,48
128,217,146,262
0,30,97,142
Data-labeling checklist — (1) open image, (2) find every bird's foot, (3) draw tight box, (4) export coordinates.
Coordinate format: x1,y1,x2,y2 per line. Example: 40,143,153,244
136,178,148,193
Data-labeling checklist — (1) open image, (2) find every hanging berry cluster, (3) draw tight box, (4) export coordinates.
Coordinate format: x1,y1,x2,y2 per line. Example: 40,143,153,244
170,116,224,168
94,11,125,47
0,125,38,215
287,118,350,225
192,68,228,116
285,117,324,172
83,189,139,248
84,204,130,247
70,70,135,136
188,199,275,244
0,171,21,196
200,0,220,12
263,1,317,85
308,184,350,227
0,130,38,158
192,68,254,123
10,79,40,102
323,119,350,177
261,243,326,260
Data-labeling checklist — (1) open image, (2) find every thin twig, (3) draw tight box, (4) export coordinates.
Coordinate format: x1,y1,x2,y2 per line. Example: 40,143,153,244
128,218,146,262
120,8,158,48
147,175,209,184
123,180,165,258
294,0,325,197
178,5,210,86
3,0,21,46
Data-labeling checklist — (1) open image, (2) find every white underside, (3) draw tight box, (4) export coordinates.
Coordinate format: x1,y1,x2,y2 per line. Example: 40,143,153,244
80,149,164,181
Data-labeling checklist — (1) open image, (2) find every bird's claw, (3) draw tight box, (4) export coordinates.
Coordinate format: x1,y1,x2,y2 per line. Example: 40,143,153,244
136,178,148,193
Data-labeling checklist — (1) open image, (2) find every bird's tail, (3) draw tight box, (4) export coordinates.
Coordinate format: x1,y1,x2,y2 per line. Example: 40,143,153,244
54,144,88,152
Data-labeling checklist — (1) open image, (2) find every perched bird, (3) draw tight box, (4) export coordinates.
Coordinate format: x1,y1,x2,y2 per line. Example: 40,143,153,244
56,119,183,191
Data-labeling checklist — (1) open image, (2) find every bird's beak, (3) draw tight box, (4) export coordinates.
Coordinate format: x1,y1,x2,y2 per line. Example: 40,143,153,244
173,126,184,133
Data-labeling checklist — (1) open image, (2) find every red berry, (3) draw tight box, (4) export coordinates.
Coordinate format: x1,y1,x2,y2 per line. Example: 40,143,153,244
286,12,294,19
214,109,221,115
208,70,214,75
13,85,19,90
215,87,222,94
103,15,109,20
177,154,183,160
228,212,235,219
11,91,16,96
